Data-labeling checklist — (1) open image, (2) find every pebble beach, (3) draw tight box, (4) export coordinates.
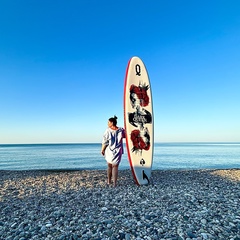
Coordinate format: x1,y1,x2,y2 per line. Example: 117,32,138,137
0,169,239,240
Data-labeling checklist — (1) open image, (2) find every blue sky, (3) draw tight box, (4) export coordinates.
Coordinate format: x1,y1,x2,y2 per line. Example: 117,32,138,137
1,0,240,143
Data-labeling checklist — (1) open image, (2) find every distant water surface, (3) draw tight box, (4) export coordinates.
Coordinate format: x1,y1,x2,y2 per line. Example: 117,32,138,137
0,143,239,170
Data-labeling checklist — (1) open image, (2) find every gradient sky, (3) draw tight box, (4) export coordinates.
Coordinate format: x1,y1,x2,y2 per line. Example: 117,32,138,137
1,0,240,143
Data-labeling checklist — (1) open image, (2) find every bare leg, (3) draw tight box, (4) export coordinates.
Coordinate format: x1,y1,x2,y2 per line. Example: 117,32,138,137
112,165,119,187
107,163,112,184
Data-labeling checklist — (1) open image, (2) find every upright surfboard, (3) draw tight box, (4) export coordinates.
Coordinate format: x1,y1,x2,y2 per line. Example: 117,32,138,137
124,56,154,185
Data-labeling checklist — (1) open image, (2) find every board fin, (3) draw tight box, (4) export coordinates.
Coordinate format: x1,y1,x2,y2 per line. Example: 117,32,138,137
142,170,150,184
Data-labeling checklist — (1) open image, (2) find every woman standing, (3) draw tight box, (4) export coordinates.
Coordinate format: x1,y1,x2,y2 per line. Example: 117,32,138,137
101,116,125,187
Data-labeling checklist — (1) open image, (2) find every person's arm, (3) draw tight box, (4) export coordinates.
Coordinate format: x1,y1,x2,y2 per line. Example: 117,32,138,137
101,144,107,156
102,129,109,155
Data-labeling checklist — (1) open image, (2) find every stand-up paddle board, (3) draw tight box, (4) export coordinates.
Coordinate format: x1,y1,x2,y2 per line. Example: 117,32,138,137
124,56,154,185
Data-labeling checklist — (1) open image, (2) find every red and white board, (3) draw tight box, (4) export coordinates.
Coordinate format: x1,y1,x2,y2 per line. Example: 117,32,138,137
124,56,154,185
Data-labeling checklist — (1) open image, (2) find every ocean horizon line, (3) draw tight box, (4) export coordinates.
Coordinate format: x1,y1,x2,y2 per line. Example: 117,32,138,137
1,141,240,146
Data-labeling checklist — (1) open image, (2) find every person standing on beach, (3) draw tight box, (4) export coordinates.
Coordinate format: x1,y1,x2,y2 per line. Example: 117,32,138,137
101,116,125,187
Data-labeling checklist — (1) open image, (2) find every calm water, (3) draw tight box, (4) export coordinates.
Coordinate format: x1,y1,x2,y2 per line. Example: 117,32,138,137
0,143,239,170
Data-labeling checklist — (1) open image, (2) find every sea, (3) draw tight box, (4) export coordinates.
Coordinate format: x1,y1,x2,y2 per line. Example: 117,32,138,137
0,143,239,171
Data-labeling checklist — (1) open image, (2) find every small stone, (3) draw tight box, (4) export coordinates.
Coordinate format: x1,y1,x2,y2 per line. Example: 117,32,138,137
145,215,151,220
229,222,235,227
59,235,65,240
40,226,46,232
187,231,197,238
105,230,113,236
119,232,125,239
125,233,131,240
201,219,207,225
103,219,113,224
19,232,25,238
101,207,108,211
11,223,17,228
201,233,208,239
137,221,142,226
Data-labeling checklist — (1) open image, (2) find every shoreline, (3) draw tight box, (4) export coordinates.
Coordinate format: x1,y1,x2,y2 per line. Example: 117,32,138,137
1,169,239,239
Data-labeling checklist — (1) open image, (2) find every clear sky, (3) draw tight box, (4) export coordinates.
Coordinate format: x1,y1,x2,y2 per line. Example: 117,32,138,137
1,0,240,144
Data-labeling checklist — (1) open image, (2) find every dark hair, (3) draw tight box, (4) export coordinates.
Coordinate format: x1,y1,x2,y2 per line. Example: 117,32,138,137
109,115,118,126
